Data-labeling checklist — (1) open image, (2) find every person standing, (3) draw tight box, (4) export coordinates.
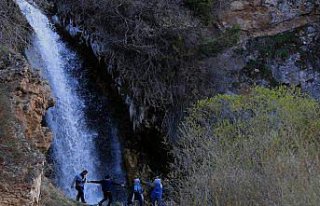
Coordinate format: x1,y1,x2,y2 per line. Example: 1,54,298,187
71,170,88,203
88,175,124,206
149,177,163,206
128,178,144,206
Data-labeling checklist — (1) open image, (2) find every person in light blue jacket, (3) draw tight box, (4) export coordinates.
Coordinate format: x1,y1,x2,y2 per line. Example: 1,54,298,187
128,178,144,206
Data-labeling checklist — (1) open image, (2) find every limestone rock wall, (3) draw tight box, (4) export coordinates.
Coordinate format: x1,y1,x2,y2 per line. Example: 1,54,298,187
207,23,320,99
218,0,320,37
0,49,53,206
0,1,54,205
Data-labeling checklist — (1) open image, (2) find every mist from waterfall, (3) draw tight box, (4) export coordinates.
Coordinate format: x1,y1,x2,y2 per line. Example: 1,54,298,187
16,0,126,204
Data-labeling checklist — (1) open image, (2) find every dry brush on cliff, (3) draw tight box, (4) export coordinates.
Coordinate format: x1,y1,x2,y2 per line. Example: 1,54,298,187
0,0,31,51
51,0,224,136
48,0,320,138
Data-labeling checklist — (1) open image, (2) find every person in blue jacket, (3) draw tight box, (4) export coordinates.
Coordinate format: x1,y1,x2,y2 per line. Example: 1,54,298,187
149,177,163,206
128,178,144,206
88,175,124,206
71,170,88,203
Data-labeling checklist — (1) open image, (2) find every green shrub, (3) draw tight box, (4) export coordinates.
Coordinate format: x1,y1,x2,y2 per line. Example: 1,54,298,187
200,25,241,56
242,60,278,86
40,178,78,206
184,0,214,24
253,32,298,60
171,86,320,205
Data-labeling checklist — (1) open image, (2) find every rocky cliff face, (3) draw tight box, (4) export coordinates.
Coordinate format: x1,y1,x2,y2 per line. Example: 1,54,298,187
0,48,53,205
30,0,319,190
36,0,319,182
218,0,319,37
0,1,56,205
182,0,320,99
207,22,320,97
47,0,319,139
0,0,316,204
47,0,211,138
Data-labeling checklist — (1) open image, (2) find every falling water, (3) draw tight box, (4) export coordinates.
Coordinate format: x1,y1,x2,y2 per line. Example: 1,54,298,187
16,0,126,204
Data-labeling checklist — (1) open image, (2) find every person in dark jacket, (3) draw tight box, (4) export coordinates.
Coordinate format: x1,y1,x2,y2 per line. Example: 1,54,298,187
71,170,88,203
88,175,124,206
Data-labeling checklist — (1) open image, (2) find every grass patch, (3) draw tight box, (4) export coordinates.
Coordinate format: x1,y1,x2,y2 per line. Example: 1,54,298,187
40,178,79,206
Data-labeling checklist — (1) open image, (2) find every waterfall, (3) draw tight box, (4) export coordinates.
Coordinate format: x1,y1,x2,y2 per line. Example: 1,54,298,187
16,0,126,204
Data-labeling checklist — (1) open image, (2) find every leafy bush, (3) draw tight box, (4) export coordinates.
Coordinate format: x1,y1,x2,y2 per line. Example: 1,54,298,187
171,87,320,205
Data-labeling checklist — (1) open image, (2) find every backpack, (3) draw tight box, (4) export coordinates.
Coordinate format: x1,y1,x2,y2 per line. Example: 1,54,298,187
101,179,113,192
134,183,143,193
153,179,163,194
74,175,85,187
